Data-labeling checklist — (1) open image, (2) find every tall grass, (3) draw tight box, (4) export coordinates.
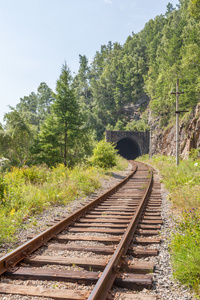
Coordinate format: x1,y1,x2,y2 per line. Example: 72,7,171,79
0,164,102,245
0,156,128,246
137,155,200,295
138,155,200,210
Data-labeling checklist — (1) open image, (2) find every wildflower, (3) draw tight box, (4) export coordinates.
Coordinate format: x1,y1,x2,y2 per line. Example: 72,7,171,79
194,162,198,167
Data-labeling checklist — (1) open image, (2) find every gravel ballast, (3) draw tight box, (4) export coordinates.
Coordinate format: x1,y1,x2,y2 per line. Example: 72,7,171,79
0,164,196,299
114,171,195,300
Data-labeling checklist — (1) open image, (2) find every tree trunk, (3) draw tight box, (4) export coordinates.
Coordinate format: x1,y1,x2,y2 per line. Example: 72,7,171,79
64,130,67,167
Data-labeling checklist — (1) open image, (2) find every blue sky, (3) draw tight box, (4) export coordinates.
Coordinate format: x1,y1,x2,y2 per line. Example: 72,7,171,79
0,0,179,124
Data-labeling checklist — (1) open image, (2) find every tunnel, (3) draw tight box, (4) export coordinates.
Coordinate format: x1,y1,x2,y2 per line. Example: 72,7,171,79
115,138,141,160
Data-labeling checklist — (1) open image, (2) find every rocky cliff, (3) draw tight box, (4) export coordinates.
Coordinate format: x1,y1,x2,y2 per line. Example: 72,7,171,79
150,103,200,159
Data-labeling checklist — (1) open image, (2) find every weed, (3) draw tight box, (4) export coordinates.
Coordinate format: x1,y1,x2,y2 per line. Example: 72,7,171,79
171,209,200,294
140,183,148,190
189,148,200,161
0,159,128,246
137,154,200,295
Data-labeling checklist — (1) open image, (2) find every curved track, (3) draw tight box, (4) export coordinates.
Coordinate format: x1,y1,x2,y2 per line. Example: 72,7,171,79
0,161,162,300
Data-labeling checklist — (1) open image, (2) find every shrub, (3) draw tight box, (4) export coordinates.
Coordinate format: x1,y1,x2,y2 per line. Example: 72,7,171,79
90,140,118,169
0,176,6,203
21,165,48,184
189,148,200,160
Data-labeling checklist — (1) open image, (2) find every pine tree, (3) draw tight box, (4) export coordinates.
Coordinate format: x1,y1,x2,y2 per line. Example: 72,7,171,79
37,82,54,125
33,115,61,166
53,63,83,167
188,0,200,19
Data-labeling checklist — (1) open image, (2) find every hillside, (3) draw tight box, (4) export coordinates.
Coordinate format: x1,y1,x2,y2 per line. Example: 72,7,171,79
1,0,200,167
72,0,200,141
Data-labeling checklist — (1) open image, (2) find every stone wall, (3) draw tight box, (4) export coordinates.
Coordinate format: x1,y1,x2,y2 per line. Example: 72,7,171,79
105,130,150,156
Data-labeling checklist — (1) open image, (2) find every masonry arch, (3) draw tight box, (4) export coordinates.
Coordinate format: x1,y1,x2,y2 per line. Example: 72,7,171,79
115,137,141,160
106,130,149,158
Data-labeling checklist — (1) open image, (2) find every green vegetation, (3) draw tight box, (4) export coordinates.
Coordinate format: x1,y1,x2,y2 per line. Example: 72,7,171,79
188,0,200,19
137,155,200,295
0,2,200,291
170,209,200,294
0,64,93,168
0,157,126,246
90,140,118,169
0,164,97,244
1,0,200,164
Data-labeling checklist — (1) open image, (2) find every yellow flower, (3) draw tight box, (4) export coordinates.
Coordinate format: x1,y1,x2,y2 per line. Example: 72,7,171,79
10,208,15,216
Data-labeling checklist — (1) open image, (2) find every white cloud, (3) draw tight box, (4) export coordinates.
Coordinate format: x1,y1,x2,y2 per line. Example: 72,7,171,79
103,0,112,4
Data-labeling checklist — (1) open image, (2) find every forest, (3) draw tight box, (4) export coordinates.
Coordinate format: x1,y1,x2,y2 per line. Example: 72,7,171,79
0,0,200,168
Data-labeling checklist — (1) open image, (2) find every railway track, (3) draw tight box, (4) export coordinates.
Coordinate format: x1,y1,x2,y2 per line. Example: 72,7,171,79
0,161,162,299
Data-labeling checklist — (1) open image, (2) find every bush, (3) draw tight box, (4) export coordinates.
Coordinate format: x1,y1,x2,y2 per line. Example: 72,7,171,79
90,140,118,169
0,176,7,204
189,148,200,160
21,165,48,184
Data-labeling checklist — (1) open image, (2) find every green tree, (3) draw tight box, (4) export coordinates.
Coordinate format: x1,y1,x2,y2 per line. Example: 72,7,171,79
72,55,94,129
52,63,84,167
37,82,54,124
32,115,61,166
143,0,200,124
188,0,200,19
165,2,176,16
16,82,54,128
0,109,33,166
73,55,91,104
16,92,38,126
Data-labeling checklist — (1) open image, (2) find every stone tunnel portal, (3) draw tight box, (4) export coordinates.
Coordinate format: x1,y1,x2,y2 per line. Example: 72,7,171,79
115,138,141,160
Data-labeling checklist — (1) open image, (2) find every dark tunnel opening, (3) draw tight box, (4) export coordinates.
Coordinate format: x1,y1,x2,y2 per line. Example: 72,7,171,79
115,138,141,160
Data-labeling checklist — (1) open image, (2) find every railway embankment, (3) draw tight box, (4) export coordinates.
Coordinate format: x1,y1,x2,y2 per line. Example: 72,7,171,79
138,155,200,298
0,158,197,299
0,156,129,253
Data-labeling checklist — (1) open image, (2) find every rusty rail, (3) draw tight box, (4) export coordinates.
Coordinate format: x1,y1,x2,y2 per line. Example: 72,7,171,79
88,164,153,300
0,162,137,276
0,161,161,300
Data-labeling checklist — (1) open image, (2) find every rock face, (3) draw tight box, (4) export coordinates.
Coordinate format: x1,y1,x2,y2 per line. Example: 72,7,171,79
123,95,149,122
150,104,200,159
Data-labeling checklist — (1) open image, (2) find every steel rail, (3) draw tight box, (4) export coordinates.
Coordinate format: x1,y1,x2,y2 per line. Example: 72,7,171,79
0,162,137,276
88,163,153,300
